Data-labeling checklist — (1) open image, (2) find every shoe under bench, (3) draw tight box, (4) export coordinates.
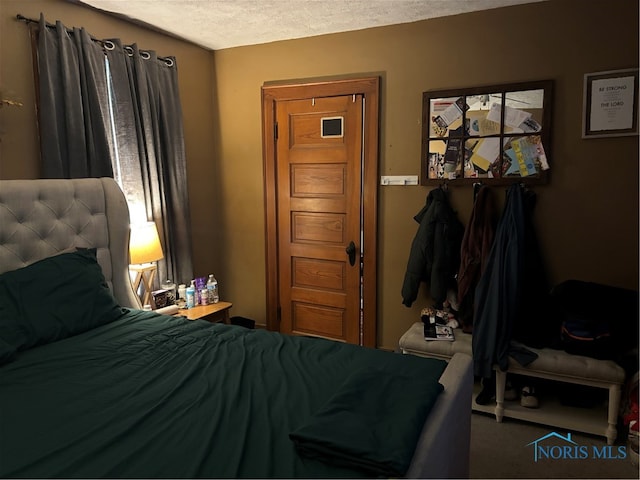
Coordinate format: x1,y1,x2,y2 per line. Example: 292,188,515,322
399,322,625,445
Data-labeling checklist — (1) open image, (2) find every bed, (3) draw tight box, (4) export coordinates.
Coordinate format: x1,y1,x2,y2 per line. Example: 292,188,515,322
0,178,472,478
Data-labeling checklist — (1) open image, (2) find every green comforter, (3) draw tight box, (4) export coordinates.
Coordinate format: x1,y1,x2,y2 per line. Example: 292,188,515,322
0,310,446,478
290,365,444,476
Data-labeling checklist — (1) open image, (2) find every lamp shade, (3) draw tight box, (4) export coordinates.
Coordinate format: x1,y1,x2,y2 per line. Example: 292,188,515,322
129,222,164,264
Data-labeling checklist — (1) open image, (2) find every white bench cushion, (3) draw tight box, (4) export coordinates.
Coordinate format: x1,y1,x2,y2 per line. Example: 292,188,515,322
400,322,473,358
399,322,625,385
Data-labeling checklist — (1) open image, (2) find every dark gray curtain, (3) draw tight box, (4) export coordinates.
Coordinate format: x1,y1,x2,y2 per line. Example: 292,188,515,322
105,40,193,287
35,14,193,286
37,14,114,178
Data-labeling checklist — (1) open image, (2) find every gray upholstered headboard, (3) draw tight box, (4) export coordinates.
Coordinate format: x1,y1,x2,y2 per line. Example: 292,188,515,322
0,178,141,308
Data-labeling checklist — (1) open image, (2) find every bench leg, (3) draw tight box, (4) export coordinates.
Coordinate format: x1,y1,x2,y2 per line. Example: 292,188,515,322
495,370,506,423
607,384,621,446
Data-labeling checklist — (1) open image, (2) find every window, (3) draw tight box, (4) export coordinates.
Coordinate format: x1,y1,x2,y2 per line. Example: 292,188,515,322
104,56,147,224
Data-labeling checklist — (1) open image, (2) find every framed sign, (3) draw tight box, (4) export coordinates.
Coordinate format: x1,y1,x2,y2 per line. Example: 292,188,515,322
583,68,639,138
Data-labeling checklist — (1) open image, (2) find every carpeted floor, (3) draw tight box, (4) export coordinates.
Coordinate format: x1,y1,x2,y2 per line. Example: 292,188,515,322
469,412,639,478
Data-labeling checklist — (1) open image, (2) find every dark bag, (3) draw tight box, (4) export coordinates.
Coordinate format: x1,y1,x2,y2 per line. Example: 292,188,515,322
559,314,613,359
551,280,638,360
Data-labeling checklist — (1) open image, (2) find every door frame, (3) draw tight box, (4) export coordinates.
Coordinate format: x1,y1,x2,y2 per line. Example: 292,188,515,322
261,76,379,347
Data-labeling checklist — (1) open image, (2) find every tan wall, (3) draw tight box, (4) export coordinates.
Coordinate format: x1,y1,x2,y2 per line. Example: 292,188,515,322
212,0,639,348
2,0,638,350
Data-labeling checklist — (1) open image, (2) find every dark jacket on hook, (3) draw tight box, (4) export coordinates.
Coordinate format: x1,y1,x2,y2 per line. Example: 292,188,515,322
457,185,497,333
472,184,525,378
401,187,464,308
472,184,544,379
511,189,554,348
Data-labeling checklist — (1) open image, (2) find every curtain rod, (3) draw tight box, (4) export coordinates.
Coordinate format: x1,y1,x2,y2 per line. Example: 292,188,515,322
17,13,107,46
15,14,175,67
16,14,69,32
16,14,38,25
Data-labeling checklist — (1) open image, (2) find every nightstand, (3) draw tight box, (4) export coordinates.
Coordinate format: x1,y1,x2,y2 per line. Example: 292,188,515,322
175,301,233,324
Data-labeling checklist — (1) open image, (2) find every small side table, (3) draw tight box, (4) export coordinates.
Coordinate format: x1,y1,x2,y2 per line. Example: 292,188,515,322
175,301,233,324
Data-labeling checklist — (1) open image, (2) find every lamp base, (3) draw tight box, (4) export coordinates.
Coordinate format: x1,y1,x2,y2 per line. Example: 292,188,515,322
130,263,158,307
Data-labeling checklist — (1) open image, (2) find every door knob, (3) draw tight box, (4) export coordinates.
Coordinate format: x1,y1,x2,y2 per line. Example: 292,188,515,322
346,241,356,266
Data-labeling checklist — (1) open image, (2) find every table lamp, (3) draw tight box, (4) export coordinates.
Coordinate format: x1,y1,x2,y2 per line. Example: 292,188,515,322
129,221,164,307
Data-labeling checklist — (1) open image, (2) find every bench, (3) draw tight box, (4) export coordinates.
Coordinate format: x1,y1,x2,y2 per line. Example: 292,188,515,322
399,322,626,445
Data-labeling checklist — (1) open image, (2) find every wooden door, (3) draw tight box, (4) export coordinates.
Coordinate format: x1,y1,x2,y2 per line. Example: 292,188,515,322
276,95,362,343
262,77,379,347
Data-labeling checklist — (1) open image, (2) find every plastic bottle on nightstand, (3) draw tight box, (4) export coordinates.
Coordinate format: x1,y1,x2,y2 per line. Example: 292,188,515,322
177,284,187,308
207,274,219,304
200,286,209,305
186,280,196,309
178,284,187,301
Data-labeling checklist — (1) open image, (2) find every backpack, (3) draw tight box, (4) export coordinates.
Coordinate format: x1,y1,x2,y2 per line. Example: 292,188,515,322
551,280,638,361
559,314,613,359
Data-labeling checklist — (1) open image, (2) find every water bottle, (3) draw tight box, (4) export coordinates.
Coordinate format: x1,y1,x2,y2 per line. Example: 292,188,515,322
207,274,219,304
186,280,196,309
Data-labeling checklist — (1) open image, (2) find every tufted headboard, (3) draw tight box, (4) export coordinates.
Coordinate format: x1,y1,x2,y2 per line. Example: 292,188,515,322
0,178,141,308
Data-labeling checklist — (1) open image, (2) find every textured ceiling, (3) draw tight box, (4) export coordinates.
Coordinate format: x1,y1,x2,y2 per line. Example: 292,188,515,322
76,0,547,50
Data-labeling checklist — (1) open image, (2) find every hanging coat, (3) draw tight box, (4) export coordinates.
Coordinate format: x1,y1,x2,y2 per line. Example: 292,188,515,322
456,185,497,333
472,184,525,379
510,189,554,348
401,188,464,308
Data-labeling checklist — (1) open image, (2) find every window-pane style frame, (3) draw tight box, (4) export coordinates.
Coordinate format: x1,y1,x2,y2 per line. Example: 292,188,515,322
421,80,553,186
